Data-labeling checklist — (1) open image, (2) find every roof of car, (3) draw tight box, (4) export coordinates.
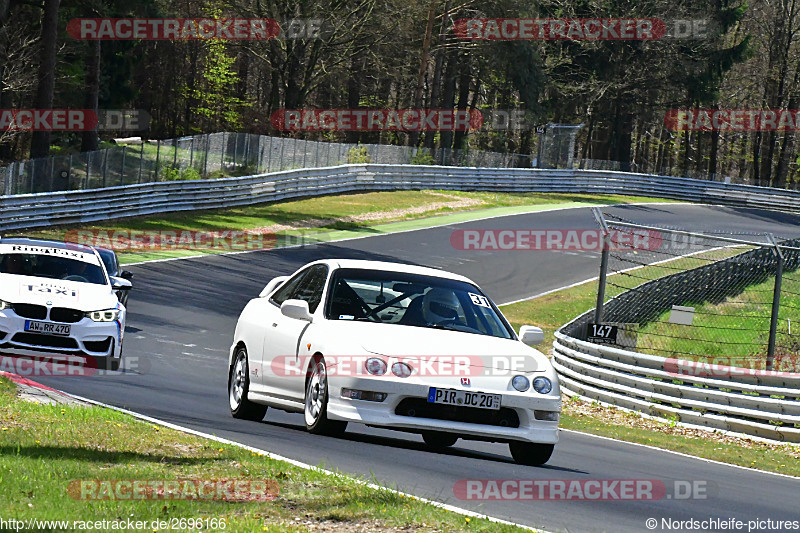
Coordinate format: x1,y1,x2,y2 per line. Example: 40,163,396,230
0,237,97,254
324,259,477,285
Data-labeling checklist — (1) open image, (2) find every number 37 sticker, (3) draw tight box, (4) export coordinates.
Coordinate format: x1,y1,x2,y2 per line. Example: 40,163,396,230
468,292,491,308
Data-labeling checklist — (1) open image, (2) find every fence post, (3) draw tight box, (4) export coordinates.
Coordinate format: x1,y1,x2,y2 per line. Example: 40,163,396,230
203,133,210,176
137,142,144,183
120,146,126,185
84,152,91,189
592,207,611,325
154,140,161,181
102,149,109,188
766,234,784,371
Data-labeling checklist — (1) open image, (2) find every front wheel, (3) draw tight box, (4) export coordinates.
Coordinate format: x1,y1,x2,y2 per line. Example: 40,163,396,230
305,356,347,436
229,346,268,421
509,441,554,466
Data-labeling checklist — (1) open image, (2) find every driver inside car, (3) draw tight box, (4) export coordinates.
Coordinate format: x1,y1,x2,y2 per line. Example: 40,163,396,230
421,288,463,326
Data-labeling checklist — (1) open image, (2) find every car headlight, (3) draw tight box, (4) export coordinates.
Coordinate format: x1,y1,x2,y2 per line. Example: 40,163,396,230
0,299,10,311
532,376,552,394
391,362,413,378
86,309,120,322
511,375,530,392
365,357,387,376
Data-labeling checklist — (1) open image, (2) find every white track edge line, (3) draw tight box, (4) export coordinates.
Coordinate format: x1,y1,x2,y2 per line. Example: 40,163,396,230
64,392,550,533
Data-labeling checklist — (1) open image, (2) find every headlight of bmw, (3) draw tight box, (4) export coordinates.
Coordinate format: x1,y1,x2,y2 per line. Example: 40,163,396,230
85,309,120,322
0,299,10,311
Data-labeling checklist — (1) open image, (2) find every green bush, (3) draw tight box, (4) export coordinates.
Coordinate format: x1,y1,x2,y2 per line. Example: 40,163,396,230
410,148,434,165
347,145,371,164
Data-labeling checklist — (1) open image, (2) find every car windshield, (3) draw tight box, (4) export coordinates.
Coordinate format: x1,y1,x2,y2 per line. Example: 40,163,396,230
326,268,513,339
0,253,107,285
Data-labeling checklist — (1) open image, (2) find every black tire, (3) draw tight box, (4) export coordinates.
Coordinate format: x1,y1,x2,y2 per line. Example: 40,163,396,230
304,356,347,436
509,441,555,466
95,352,120,372
421,431,458,449
229,346,268,421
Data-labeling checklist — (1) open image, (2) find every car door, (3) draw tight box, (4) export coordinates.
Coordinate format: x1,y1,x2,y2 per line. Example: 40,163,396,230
260,264,329,402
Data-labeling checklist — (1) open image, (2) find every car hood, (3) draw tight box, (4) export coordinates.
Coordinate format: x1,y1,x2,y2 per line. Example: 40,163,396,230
0,274,117,312
326,321,548,373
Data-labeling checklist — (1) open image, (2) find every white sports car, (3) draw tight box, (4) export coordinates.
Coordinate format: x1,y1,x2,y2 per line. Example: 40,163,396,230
0,238,131,370
228,259,560,465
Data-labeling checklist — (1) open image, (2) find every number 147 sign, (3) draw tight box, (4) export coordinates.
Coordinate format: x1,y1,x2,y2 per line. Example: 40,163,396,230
587,323,618,343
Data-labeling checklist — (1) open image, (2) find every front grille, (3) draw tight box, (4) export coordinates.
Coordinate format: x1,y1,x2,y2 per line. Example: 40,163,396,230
11,333,79,350
395,398,520,428
50,307,84,323
11,304,47,320
0,331,6,340
84,338,113,353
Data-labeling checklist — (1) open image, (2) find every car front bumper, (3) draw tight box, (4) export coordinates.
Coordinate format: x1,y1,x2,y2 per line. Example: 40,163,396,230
326,377,560,444
0,308,123,363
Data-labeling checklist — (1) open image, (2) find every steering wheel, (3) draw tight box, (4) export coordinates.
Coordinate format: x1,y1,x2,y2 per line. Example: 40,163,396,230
62,275,88,282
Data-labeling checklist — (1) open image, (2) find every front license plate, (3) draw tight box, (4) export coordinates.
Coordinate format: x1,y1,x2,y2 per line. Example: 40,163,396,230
24,320,71,336
427,388,501,410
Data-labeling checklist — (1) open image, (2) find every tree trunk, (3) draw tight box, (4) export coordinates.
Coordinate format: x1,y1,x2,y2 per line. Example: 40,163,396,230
81,39,101,153
409,0,437,148
30,0,61,160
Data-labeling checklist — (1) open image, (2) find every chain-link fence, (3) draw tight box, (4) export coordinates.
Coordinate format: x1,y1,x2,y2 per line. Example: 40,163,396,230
0,132,538,196
565,209,800,373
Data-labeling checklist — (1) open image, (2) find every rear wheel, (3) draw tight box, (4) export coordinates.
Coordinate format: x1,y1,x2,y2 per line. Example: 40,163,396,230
509,441,554,466
421,431,458,449
305,356,347,436
229,346,268,421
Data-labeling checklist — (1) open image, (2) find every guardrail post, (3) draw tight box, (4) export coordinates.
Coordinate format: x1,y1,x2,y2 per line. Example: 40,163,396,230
592,207,611,325
767,234,783,371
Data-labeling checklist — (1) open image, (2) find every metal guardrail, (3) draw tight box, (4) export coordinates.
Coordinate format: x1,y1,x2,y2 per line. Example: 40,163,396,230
4,164,800,232
554,314,800,442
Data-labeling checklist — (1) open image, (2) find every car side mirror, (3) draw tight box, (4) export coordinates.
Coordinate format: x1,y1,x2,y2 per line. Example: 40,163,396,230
281,299,313,322
519,325,544,346
120,270,134,281
111,277,133,291
260,275,289,298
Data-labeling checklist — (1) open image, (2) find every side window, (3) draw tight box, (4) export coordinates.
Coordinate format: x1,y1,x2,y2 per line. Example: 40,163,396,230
269,265,329,313
293,265,329,313
270,269,310,306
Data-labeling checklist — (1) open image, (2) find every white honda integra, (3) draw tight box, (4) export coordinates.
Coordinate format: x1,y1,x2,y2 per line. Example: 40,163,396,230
228,259,561,466
0,238,131,370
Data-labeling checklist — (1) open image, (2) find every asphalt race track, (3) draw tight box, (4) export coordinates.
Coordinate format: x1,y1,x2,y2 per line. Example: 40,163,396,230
21,203,800,532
